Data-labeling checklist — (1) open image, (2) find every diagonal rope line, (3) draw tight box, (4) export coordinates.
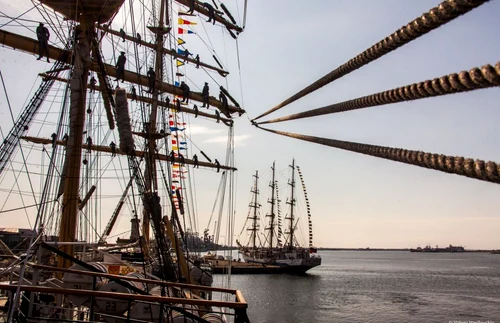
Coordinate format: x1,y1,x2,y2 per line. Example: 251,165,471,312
256,126,500,185
253,0,489,121
257,61,500,125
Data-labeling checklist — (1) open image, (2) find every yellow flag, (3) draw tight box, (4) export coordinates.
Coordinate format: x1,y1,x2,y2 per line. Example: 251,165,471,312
177,38,186,45
176,60,184,67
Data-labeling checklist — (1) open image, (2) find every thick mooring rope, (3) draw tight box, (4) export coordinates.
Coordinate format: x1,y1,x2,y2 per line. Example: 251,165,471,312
253,0,489,121
257,62,500,124
257,127,500,185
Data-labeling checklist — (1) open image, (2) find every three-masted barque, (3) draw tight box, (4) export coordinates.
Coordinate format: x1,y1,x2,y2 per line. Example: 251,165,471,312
238,160,321,274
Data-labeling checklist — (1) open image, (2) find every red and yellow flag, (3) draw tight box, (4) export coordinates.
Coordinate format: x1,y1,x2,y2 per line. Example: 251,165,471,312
178,18,197,25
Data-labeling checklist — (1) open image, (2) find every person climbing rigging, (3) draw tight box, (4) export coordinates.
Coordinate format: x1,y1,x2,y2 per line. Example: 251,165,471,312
115,51,126,82
51,133,57,148
187,0,195,14
119,28,126,42
147,67,156,93
219,87,229,113
86,137,92,153
179,153,185,165
89,76,97,93
193,104,199,118
214,159,220,173
202,82,209,108
36,22,50,62
193,154,199,168
110,141,116,157
176,98,182,112
180,81,190,103
136,33,141,45
203,2,216,25
195,54,200,68
215,110,220,123
169,150,175,163
131,86,137,101
183,48,191,60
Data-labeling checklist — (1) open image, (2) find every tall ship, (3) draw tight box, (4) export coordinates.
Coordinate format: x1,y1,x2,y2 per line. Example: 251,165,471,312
0,0,250,322
237,160,321,273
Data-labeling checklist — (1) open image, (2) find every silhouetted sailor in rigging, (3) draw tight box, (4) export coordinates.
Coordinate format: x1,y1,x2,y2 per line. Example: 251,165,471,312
193,104,199,118
51,133,57,148
147,67,156,93
115,51,126,82
119,28,126,42
86,136,92,153
202,82,209,108
179,153,185,165
165,96,170,107
36,22,50,62
136,33,141,45
203,2,216,25
183,48,191,60
219,87,229,113
195,54,200,68
89,76,97,93
187,0,195,14
131,86,137,101
110,141,116,157
176,98,182,112
214,159,220,173
193,154,199,168
169,150,175,163
180,81,190,103
215,110,220,123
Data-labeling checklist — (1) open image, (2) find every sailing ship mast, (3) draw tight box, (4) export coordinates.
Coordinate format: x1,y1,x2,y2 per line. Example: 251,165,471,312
141,0,167,250
285,159,296,250
247,171,260,249
265,162,277,249
56,4,121,270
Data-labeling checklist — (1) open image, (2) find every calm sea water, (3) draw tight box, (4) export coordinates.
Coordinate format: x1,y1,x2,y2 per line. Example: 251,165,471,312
214,251,500,323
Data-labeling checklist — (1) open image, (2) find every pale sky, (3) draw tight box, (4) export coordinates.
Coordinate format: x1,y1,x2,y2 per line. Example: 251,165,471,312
0,0,499,249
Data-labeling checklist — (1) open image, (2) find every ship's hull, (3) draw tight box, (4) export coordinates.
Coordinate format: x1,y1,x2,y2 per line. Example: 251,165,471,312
241,249,321,273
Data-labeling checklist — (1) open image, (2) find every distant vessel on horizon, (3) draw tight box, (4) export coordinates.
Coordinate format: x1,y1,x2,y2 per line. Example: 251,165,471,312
410,244,465,252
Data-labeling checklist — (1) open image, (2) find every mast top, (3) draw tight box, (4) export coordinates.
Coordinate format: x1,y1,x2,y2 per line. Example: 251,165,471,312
39,0,125,23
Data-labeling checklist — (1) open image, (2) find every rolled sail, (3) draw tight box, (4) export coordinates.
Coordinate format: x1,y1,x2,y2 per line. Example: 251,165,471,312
115,88,135,154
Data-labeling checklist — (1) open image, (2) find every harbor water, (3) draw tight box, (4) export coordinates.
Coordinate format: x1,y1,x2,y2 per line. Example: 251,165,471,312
214,250,500,322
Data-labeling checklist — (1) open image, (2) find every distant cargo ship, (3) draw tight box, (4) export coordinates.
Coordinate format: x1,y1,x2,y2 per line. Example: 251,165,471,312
410,245,465,252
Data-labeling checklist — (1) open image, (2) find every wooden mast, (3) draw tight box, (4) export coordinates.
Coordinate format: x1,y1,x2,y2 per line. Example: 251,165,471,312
141,0,168,250
266,162,276,249
248,171,259,250
286,159,296,250
145,0,193,283
57,22,92,270
33,1,124,269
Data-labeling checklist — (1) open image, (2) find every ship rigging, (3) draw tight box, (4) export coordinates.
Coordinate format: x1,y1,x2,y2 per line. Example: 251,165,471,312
0,0,250,322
